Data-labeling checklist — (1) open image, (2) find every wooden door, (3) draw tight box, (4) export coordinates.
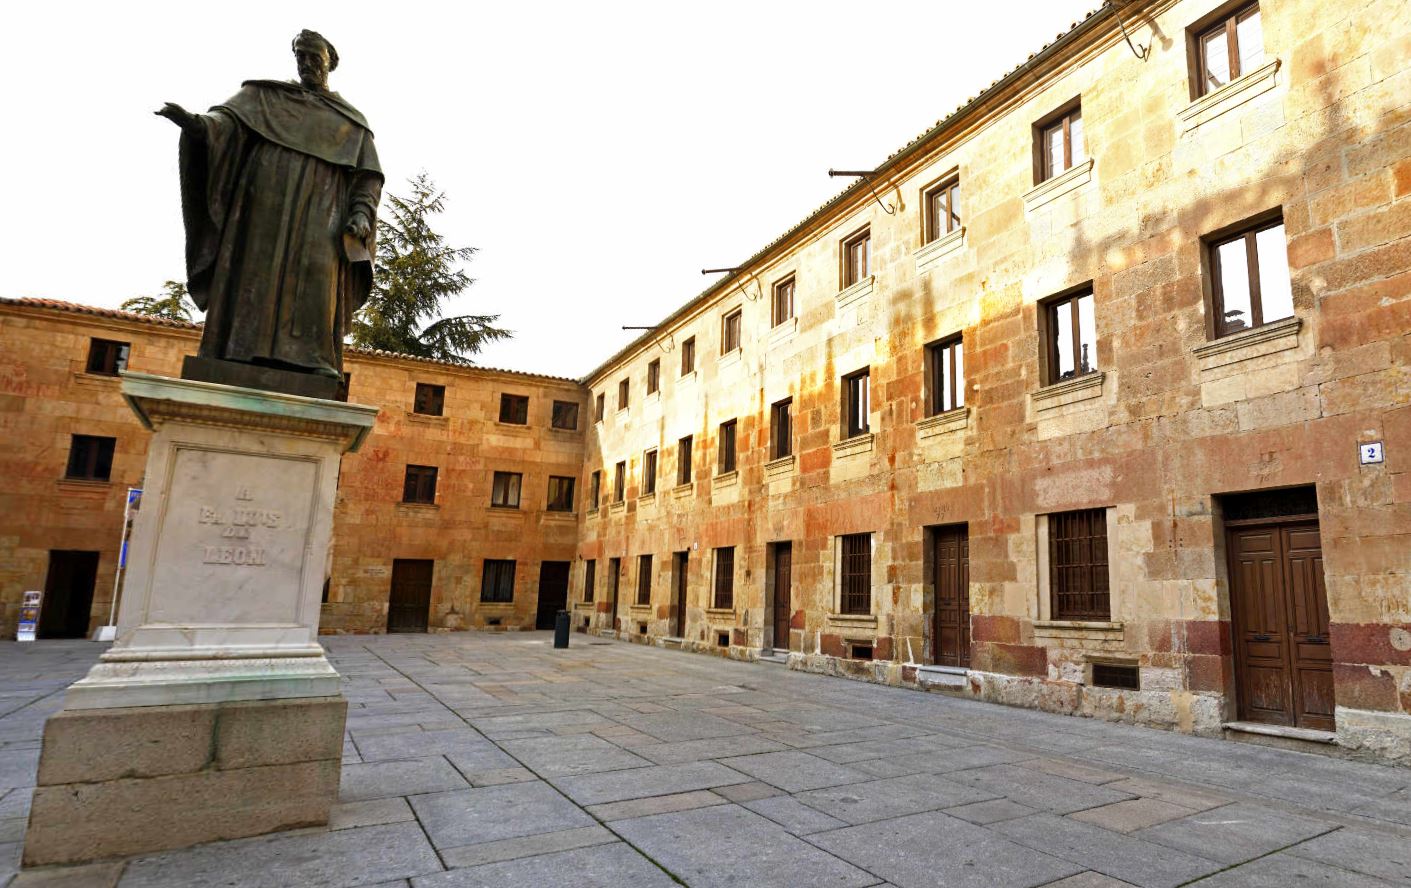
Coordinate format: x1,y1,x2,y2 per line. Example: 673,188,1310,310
40,550,99,639
932,526,970,668
772,542,792,651
608,558,621,631
387,559,433,633
672,551,689,637
1229,522,1333,729
535,562,570,630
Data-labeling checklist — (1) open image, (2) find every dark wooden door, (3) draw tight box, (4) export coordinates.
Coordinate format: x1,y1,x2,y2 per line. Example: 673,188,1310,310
608,558,621,631
40,550,99,639
772,542,792,650
387,559,433,633
932,526,970,667
672,551,689,638
535,561,570,630
1229,522,1333,730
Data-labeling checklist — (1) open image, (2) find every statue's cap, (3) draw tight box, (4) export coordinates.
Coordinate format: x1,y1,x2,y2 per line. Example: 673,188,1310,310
292,29,339,71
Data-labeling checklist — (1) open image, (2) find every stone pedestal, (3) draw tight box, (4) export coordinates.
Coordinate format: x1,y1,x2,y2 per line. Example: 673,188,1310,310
23,373,377,868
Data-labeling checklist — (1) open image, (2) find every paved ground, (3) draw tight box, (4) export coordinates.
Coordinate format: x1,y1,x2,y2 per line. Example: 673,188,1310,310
3,635,1411,887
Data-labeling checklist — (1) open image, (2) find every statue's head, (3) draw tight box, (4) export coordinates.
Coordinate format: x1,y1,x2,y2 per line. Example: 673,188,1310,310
292,30,338,91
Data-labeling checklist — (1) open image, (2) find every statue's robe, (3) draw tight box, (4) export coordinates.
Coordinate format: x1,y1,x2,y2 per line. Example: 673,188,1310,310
179,80,382,377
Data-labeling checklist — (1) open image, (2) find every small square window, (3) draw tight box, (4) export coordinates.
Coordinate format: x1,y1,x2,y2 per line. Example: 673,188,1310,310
925,336,965,415
583,559,596,602
85,339,130,376
771,399,793,459
552,400,579,430
842,368,870,438
594,393,605,422
713,547,735,609
481,559,516,603
1207,216,1292,338
678,435,693,485
403,464,438,504
840,533,871,615
1043,289,1097,385
681,337,696,376
547,476,575,512
925,178,961,242
1037,103,1085,183
842,228,871,288
772,276,795,327
499,394,529,425
413,383,445,416
721,309,742,354
643,449,658,495
66,434,116,481
718,419,737,474
637,554,653,606
618,378,630,410
647,359,661,395
1194,2,1263,97
614,460,626,503
491,471,522,508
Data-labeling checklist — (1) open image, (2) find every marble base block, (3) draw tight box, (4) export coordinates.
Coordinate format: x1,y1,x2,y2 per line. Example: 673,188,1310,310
23,696,347,867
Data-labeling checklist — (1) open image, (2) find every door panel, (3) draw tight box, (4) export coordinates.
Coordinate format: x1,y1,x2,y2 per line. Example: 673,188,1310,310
932,526,970,668
40,551,99,639
773,542,792,651
387,559,433,633
535,562,570,630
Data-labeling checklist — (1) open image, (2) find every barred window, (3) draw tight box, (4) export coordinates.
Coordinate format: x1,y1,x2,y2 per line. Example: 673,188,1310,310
713,547,735,609
839,533,871,615
480,559,516,603
1049,508,1110,620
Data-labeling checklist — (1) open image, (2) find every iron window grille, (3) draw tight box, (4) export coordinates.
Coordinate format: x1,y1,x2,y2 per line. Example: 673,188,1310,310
1049,508,1110,621
713,547,735,609
840,533,871,615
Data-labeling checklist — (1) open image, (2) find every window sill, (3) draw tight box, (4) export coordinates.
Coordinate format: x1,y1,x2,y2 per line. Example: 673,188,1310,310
678,370,698,386
544,510,577,520
917,406,968,439
638,491,657,504
549,424,582,435
1034,620,1123,641
673,482,694,498
1031,371,1104,412
1179,58,1281,132
406,411,448,425
914,227,966,275
72,371,121,387
586,506,599,517
57,478,112,492
768,317,798,347
609,500,626,515
645,390,661,405
1192,315,1300,370
719,349,742,370
397,501,439,510
826,612,877,628
835,275,875,310
833,432,875,458
1024,158,1094,212
705,607,737,620
713,470,739,488
478,600,516,609
765,454,796,479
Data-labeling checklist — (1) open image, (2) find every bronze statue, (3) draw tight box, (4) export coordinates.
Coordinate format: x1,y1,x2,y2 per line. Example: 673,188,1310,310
157,30,382,396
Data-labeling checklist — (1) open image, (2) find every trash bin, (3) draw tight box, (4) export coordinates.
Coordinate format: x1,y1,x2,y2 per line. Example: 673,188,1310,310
553,610,571,649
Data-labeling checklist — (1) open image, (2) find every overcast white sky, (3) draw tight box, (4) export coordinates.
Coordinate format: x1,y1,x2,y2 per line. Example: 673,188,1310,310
0,1,1097,379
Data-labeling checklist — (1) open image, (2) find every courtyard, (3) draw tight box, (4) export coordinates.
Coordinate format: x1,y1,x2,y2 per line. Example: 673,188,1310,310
0,634,1407,887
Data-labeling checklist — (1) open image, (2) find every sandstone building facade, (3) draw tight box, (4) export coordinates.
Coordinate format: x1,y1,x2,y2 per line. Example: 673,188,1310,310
2,0,1410,763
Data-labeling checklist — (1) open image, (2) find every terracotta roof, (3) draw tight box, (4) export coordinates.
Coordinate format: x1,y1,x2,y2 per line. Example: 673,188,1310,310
0,296,581,385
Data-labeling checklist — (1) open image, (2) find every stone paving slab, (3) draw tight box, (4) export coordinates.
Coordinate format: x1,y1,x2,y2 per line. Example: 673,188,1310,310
1131,801,1337,864
339,757,469,802
410,843,678,888
994,812,1223,888
794,773,998,825
1285,826,1411,884
496,733,650,777
1182,851,1398,887
408,782,595,849
719,750,871,792
551,760,750,806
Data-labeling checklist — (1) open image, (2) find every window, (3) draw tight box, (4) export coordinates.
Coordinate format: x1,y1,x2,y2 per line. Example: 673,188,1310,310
1196,3,1263,97
594,393,605,422
552,400,579,430
413,383,445,416
843,368,870,438
1208,217,1293,337
547,476,575,512
647,359,660,395
1049,508,1110,620
842,228,870,287
721,309,742,354
643,449,658,495
713,547,735,609
491,471,523,508
403,464,438,504
85,339,129,376
584,559,596,602
681,337,696,375
65,435,115,481
926,336,965,415
608,557,621,606
614,461,626,503
718,419,737,474
925,178,961,242
840,534,871,615
499,393,529,425
1043,290,1097,384
618,378,630,411
771,399,792,459
481,559,516,603
1038,104,1085,182
772,276,795,327
589,470,601,509
678,436,693,485
637,554,653,606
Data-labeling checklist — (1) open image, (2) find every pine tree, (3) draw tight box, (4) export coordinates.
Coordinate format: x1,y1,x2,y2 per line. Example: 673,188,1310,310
352,173,510,362
121,280,195,322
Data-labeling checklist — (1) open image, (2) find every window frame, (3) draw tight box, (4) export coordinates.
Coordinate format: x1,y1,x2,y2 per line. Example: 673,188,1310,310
499,393,529,425
547,475,575,512
85,338,130,376
680,337,696,376
772,275,795,327
480,559,516,603
770,398,793,460
1035,102,1084,183
647,359,660,395
636,554,653,606
677,435,693,485
402,464,438,505
713,546,735,610
839,533,871,616
643,449,658,495
1048,508,1111,621
925,335,965,416
842,368,871,439
551,400,580,430
1041,287,1098,386
490,470,523,509
721,308,742,355
1193,1,1263,98
413,382,445,417
65,434,116,482
924,177,961,243
1207,214,1292,339
841,226,871,288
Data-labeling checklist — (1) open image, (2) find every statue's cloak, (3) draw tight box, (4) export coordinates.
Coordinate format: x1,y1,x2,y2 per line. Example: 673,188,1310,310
179,80,383,375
